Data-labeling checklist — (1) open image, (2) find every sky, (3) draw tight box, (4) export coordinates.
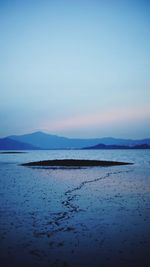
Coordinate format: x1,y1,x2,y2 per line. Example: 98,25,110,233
0,0,150,138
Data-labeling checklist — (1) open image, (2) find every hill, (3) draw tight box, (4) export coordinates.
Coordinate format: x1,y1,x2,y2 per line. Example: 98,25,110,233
0,137,39,150
83,143,150,150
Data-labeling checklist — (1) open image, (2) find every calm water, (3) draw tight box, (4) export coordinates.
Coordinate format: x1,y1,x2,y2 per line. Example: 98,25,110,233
0,150,150,267
0,148,150,165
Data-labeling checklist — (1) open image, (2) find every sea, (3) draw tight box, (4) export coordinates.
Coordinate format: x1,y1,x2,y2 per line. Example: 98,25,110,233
0,149,150,267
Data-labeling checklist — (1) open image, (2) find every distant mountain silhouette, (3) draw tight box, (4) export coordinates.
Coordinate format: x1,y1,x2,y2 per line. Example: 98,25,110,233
83,143,150,150
0,137,39,150
9,131,103,149
7,131,150,149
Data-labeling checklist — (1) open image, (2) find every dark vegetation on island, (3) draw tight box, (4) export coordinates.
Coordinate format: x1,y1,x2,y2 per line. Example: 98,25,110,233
22,159,133,167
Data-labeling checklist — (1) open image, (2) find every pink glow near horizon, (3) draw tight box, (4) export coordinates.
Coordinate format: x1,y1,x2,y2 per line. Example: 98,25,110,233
42,106,150,132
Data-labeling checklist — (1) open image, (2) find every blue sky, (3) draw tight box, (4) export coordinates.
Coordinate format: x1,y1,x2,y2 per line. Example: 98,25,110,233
0,0,150,138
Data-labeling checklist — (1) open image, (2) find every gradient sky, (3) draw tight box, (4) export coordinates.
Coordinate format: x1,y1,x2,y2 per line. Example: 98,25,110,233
0,0,150,138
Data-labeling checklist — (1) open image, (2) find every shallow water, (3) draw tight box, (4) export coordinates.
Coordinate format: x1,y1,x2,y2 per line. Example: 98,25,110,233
0,150,150,267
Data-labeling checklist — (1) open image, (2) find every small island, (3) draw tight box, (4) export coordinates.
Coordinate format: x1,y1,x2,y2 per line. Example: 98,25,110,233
0,151,26,154
21,159,133,167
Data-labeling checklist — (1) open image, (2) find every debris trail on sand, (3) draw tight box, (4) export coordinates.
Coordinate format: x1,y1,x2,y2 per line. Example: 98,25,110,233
33,169,132,247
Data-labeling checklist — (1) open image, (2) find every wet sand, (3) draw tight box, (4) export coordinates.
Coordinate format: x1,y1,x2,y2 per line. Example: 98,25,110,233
0,152,150,267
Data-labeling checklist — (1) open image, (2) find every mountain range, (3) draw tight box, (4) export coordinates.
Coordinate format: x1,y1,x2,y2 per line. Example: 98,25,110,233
0,131,150,150
83,143,150,150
